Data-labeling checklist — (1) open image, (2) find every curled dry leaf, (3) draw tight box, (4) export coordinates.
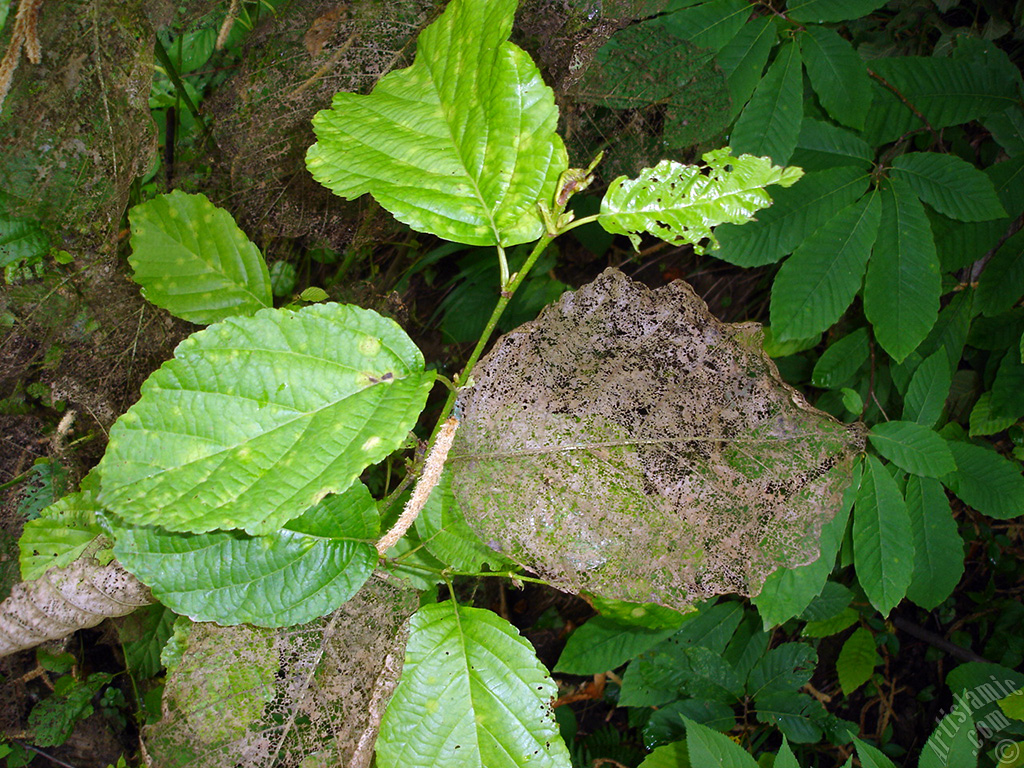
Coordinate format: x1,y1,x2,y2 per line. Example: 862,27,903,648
451,269,865,607
0,558,153,658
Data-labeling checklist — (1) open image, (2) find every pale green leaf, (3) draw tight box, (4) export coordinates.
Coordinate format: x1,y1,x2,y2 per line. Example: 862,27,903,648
770,193,879,341
787,0,887,22
731,41,803,165
868,421,956,478
918,699,976,768
657,0,752,53
713,165,869,267
863,178,941,363
812,327,870,389
836,627,879,695
716,16,777,121
853,455,914,616
306,0,567,247
854,738,899,768
638,742,691,768
19,491,107,580
970,392,1018,437
905,475,963,610
98,303,434,535
683,717,758,768
903,351,950,427
376,601,571,768
942,441,1024,520
799,26,872,131
598,149,803,252
791,119,873,172
589,596,689,631
775,739,800,768
892,153,1006,222
128,191,272,325
113,484,378,627
999,690,1024,722
555,616,683,675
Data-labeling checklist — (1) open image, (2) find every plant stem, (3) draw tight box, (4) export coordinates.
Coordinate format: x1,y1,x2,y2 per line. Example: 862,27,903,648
388,559,552,587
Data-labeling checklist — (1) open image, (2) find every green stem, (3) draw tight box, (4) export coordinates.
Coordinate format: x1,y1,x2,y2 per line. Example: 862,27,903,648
554,213,601,235
153,37,207,136
387,559,552,587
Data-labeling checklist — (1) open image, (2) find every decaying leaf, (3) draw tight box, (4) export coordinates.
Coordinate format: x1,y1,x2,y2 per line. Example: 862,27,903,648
142,573,417,768
451,269,864,607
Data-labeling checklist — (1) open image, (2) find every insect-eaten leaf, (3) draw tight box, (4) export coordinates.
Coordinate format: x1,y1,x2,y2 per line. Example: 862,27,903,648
450,269,864,610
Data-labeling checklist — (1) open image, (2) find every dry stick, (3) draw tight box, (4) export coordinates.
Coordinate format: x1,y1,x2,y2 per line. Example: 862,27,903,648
376,415,460,555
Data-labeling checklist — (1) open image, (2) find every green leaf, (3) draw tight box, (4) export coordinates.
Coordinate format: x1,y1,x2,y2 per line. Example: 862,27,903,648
714,165,869,267
799,26,871,131
942,440,1024,520
868,421,956,478
970,393,1019,437
555,616,683,675
919,699,976,768
639,742,692,768
683,716,758,767
647,700,736,745
812,327,869,389
598,149,803,252
771,193,880,341
657,0,752,53
854,738,899,768
731,41,803,165
590,597,690,631
863,178,941,363
0,199,50,270
903,351,951,427
836,627,879,695
803,607,858,638
747,643,816,699
999,690,1024,722
905,476,963,610
98,303,434,535
416,470,512,572
753,692,825,743
306,0,566,247
717,17,777,121
128,191,272,325
892,153,1006,222
786,0,887,23
19,491,107,580
853,455,915,616
799,580,854,622
376,601,571,768
992,348,1024,421
775,739,800,768
791,119,873,172
978,229,1024,317
114,484,378,627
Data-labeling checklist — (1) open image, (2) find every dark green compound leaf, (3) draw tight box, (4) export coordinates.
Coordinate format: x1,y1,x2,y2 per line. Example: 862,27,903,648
555,615,683,675
683,717,757,767
799,26,871,131
790,119,873,172
753,692,826,743
717,16,777,121
128,191,272,325
786,0,887,23
655,0,752,53
942,440,1024,520
713,165,870,267
977,229,1024,317
811,327,870,389
98,303,434,536
647,700,736,746
891,153,1006,223
376,601,571,768
746,643,816,699
863,178,941,363
770,192,880,341
905,475,963,610
113,484,379,627
868,420,957,478
903,350,951,427
836,627,879,695
599,149,803,252
731,41,803,165
306,0,567,247
991,347,1024,421
853,455,914,616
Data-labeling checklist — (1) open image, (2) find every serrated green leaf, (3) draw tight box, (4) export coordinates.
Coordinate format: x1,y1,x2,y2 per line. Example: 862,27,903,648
812,327,869,389
868,421,956,478
555,616,683,675
656,0,752,53
836,627,879,695
714,165,869,267
905,475,963,610
942,440,1024,520
128,191,272,325
970,393,1019,437
791,119,873,172
717,16,777,121
786,0,887,22
853,738,899,768
978,230,1024,317
853,455,914,616
992,348,1024,421
919,699,976,768
753,692,825,743
892,153,1006,223
863,178,941,363
19,491,107,579
0,198,50,269
904,351,950,427
799,580,854,622
803,606,858,638
376,601,571,768
771,193,879,341
647,700,737,746
775,738,800,768
598,149,802,252
114,485,378,627
799,26,872,131
731,41,803,165
416,470,513,572
638,741,692,768
120,604,177,679
98,303,434,535
306,0,567,247
682,716,758,768
747,643,817,699
722,615,769,683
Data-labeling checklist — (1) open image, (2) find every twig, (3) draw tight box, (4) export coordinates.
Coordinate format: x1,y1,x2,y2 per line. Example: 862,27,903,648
891,615,991,664
867,67,942,146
